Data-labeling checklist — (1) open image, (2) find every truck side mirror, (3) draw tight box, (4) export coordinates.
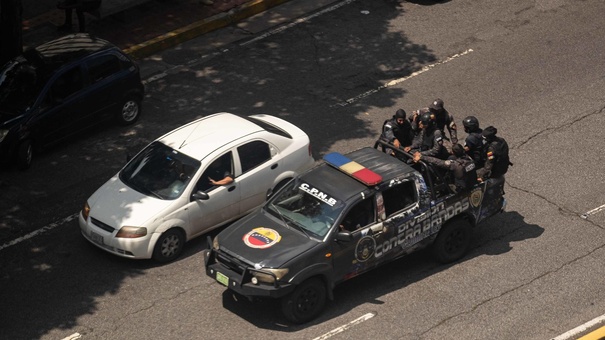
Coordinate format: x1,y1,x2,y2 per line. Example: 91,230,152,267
335,231,353,242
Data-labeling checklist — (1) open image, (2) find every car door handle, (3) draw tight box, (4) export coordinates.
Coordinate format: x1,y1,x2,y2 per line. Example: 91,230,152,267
271,164,278,170
228,186,236,192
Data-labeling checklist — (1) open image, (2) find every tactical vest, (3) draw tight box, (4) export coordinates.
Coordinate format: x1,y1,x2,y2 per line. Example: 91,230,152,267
488,137,510,177
452,157,478,191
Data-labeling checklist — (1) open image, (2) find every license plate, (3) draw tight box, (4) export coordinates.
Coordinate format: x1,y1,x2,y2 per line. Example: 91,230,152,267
216,271,229,286
90,231,104,245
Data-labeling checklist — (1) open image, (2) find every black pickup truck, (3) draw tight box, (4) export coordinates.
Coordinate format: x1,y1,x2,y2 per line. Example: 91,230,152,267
204,144,506,323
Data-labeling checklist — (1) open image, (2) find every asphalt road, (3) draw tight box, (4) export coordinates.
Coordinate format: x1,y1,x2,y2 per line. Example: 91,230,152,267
2,0,605,339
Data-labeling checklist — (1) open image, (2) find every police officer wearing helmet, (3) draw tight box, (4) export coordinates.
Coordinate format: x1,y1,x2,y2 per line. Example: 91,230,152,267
477,126,511,181
379,109,414,155
413,143,478,193
429,98,458,145
462,116,484,168
404,112,449,159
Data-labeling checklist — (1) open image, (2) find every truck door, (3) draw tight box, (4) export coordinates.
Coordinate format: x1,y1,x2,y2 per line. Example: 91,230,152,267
331,196,389,283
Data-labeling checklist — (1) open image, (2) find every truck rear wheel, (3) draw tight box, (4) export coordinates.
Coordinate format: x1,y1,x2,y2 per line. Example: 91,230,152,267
432,218,472,264
281,277,326,324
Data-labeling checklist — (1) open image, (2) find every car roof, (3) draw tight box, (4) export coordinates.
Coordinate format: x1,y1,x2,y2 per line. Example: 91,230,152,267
30,33,115,67
158,112,266,161
302,147,417,202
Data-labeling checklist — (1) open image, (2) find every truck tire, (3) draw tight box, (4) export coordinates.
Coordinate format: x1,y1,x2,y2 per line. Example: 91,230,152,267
432,218,472,264
152,228,185,263
281,277,326,324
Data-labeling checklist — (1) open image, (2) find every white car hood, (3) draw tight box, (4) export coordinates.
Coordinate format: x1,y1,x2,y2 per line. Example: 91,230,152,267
88,176,174,229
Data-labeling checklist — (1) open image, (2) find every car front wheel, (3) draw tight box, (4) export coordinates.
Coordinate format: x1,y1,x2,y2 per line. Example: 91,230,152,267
116,96,141,125
152,228,185,263
281,277,326,324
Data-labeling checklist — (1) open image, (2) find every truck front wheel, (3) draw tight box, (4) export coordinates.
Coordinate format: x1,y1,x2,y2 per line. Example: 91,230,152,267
432,218,472,264
281,277,326,324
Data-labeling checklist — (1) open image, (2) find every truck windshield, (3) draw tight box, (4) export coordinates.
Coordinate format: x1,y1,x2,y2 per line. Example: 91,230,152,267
119,141,200,200
266,179,345,238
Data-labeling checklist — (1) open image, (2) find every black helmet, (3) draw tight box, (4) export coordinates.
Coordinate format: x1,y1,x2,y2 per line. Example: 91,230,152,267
482,126,498,141
395,109,406,119
462,116,479,131
419,112,436,127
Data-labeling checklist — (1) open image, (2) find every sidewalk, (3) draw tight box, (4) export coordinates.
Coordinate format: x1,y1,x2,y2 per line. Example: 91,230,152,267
21,0,294,59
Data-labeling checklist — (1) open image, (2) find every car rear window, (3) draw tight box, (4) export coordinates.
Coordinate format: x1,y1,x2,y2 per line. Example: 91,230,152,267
242,116,292,139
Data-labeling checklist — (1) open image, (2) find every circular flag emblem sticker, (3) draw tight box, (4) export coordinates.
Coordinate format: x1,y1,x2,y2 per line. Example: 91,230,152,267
243,227,282,249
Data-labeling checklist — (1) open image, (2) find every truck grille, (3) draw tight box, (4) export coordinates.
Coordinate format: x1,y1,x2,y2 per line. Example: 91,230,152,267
216,250,248,275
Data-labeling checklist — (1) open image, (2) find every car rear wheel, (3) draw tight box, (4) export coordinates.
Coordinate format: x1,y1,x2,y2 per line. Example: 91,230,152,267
16,140,33,170
281,277,326,324
152,228,185,263
116,96,141,125
432,218,472,264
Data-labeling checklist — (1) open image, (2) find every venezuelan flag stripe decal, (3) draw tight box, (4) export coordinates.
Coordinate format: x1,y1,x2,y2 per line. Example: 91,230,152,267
323,152,382,186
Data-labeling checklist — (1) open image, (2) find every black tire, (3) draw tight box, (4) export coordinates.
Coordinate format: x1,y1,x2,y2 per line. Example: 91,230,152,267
268,178,291,199
16,140,33,170
116,96,141,125
281,277,326,324
152,228,185,263
432,218,472,264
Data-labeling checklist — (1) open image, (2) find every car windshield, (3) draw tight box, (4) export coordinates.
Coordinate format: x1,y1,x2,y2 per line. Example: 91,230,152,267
0,56,44,114
266,178,345,239
119,141,200,200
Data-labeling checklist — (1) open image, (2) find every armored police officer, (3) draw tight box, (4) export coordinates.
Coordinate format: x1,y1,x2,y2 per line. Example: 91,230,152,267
411,99,458,143
379,109,414,155
477,126,511,181
462,116,484,168
413,143,478,193
404,112,449,159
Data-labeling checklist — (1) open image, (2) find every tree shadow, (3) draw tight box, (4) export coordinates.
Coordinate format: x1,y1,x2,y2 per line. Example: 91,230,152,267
0,0,454,338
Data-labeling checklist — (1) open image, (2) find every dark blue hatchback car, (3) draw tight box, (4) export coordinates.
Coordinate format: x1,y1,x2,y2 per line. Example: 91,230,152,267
0,33,144,169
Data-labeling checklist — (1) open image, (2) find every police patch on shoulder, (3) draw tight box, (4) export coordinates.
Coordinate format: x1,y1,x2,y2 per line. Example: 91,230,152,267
243,227,282,249
470,188,483,208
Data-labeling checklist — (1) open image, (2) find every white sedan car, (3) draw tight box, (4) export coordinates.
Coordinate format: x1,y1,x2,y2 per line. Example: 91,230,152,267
79,113,314,262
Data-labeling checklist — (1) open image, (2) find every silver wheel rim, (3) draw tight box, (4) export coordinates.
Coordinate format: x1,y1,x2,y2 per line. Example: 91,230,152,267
122,100,138,122
161,234,181,258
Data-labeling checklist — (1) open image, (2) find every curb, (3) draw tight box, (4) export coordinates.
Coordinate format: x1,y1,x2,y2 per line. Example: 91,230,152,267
124,0,293,59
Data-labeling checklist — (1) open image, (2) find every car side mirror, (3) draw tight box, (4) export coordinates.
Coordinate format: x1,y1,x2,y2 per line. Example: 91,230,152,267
192,191,209,201
335,231,353,242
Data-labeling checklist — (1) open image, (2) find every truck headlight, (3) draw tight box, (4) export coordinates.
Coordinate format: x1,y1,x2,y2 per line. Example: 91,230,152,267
252,268,289,284
116,226,147,238
212,236,220,250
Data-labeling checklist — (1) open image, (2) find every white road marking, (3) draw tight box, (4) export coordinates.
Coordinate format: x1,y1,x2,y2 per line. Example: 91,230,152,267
240,0,359,47
332,49,474,107
312,312,376,340
0,213,79,252
62,333,82,340
551,313,605,340
581,203,605,219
